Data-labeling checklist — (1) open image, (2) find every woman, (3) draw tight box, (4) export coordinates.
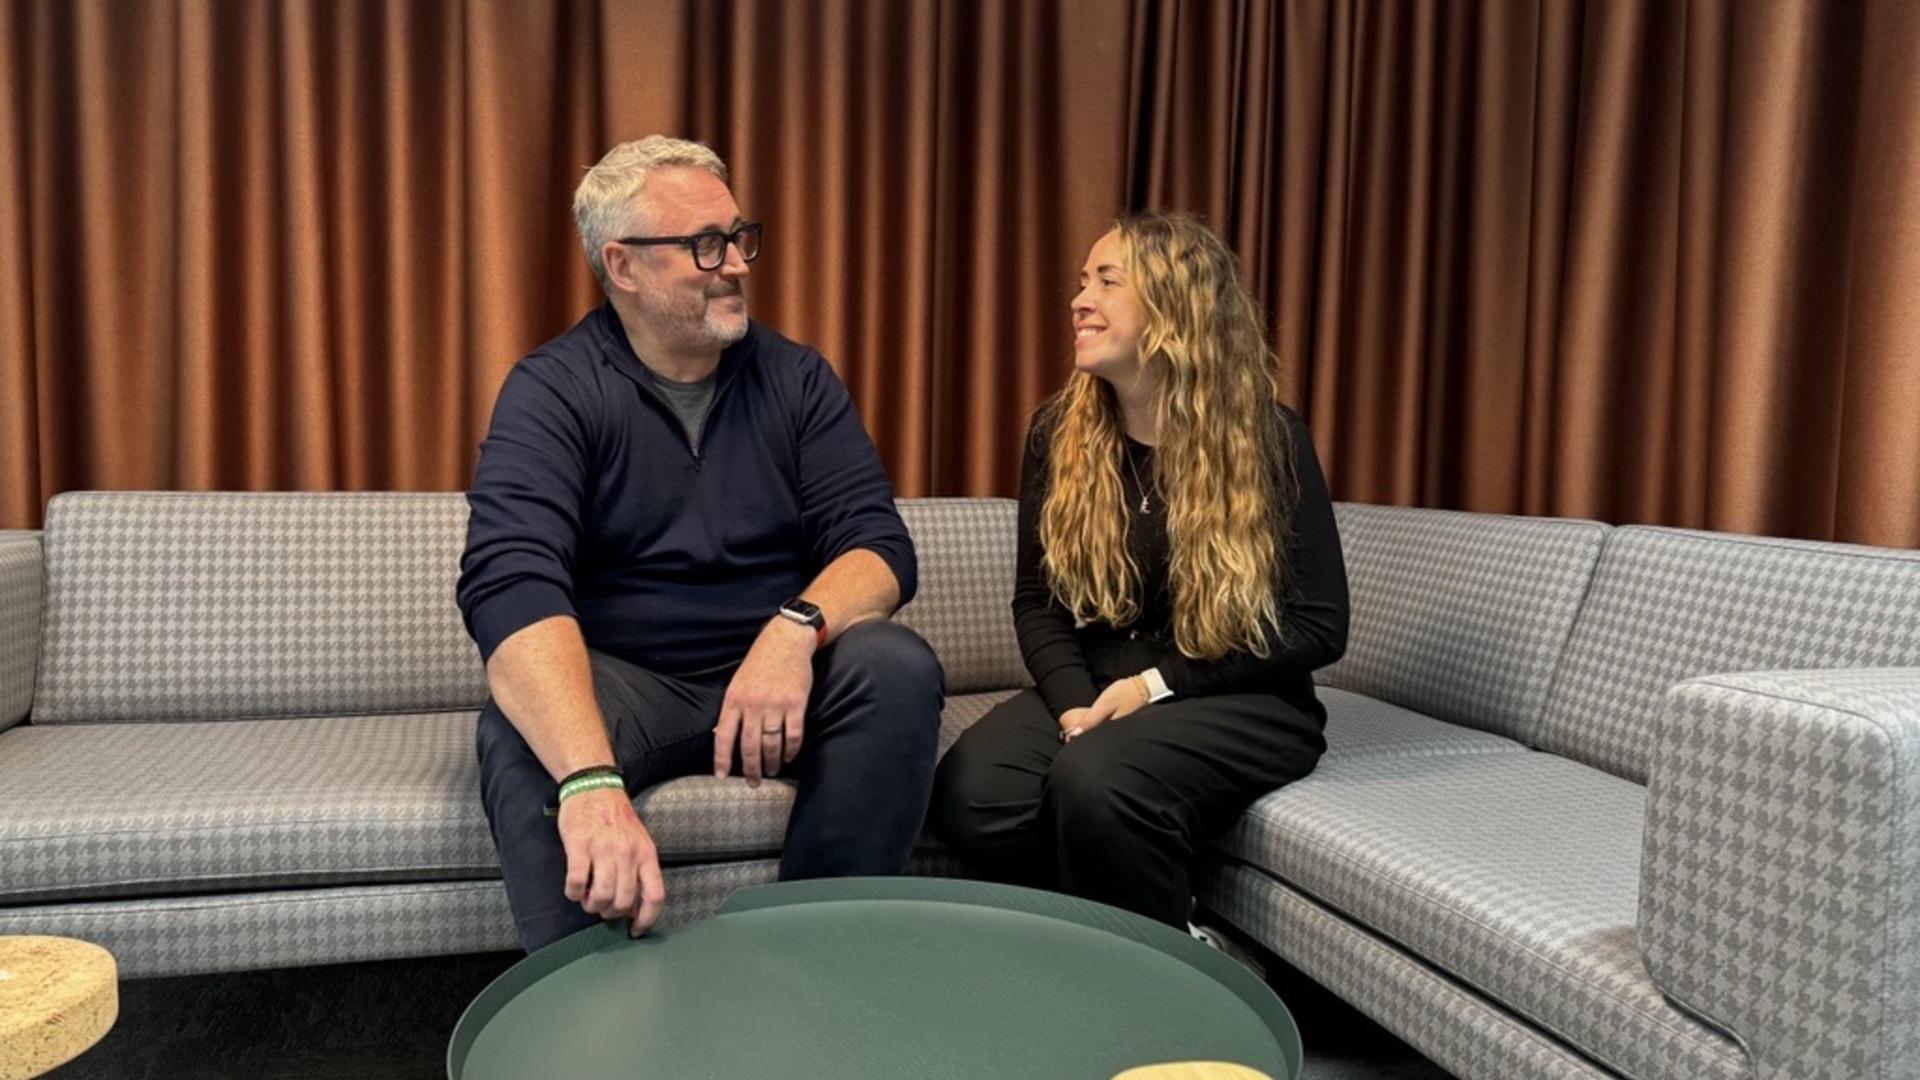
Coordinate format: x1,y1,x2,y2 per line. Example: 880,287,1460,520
930,212,1348,928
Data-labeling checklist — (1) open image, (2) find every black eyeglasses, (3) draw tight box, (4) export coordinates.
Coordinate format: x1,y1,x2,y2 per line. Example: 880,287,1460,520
617,222,763,272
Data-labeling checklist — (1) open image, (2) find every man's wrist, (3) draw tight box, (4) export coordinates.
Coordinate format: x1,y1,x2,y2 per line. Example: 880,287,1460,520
767,612,822,653
560,772,626,802
545,763,623,817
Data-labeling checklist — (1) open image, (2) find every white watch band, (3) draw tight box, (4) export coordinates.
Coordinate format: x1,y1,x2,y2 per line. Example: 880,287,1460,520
1140,667,1173,703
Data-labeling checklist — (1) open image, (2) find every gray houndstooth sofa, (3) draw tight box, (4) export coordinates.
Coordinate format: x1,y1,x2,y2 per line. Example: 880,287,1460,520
2,493,1916,1080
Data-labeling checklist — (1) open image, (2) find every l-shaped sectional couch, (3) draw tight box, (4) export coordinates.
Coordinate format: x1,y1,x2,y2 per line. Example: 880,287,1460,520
1,492,1914,1080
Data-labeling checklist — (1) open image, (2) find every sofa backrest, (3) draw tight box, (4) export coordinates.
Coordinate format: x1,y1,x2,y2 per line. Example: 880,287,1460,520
1316,503,1609,743
33,492,487,723
29,492,1027,724
0,531,43,733
893,498,1029,695
1538,525,1920,782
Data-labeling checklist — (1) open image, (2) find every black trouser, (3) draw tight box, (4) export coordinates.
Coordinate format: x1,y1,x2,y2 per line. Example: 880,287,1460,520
477,620,946,952
929,687,1325,927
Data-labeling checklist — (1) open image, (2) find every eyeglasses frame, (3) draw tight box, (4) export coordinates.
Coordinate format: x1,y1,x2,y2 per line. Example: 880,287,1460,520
615,222,763,272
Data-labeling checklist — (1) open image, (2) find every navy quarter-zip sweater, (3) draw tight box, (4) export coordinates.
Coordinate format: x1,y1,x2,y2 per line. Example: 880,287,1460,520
457,303,917,676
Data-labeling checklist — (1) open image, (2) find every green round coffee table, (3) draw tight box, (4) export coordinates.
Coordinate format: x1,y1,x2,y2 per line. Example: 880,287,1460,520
450,878,1301,1080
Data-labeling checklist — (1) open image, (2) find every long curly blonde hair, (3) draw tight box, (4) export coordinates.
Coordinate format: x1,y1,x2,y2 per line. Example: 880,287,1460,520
1038,213,1297,661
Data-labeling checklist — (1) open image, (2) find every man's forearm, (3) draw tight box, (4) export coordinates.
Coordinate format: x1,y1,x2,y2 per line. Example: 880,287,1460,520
486,615,615,781
801,548,901,643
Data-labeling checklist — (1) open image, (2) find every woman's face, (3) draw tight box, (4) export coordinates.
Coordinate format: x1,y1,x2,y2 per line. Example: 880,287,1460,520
1070,229,1149,384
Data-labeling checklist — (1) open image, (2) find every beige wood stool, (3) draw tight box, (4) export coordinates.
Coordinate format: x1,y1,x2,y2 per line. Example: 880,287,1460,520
0,936,118,1080
1112,1063,1276,1080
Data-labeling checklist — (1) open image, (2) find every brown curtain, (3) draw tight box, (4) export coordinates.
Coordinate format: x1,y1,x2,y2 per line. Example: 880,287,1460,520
1128,0,1920,545
4,1,1918,547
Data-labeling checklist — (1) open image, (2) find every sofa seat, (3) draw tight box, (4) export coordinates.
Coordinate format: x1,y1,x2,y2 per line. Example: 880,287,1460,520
0,712,498,904
1,691,1019,905
1216,748,1749,1080
629,685,1524,863
615,684,1521,868
1316,687,1530,761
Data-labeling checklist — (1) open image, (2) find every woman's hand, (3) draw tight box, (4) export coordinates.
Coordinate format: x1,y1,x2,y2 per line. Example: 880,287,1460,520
1058,676,1152,742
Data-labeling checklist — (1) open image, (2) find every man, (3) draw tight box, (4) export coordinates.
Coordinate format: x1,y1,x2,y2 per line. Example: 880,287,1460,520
458,136,943,952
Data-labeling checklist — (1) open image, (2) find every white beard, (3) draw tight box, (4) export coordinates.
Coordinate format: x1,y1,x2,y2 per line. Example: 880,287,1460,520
637,283,749,354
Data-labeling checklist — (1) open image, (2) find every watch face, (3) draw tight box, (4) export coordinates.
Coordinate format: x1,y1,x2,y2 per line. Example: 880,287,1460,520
780,598,823,624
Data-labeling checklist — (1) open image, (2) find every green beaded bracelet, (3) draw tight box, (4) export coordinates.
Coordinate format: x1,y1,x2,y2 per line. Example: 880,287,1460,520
558,772,627,804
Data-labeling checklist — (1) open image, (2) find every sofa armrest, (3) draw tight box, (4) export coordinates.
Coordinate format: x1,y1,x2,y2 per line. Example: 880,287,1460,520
1640,668,1920,1080
0,531,45,733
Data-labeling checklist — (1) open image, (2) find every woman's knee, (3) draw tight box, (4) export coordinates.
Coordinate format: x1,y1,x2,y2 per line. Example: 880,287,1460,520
1041,743,1112,810
1042,740,1168,834
928,736,991,842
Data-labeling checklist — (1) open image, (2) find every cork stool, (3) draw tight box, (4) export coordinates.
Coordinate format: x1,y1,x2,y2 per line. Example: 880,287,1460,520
0,937,118,1080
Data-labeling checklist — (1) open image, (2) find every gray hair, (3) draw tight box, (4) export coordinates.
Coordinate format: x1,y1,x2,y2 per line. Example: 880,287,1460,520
573,136,730,292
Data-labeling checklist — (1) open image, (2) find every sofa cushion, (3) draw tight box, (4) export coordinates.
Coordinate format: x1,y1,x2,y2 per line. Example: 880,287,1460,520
0,712,497,903
1317,687,1528,762
0,691,1018,901
894,499,1028,695
0,881,522,979
1316,504,1607,744
638,688,1529,860
1214,752,1747,1080
0,870,781,979
32,494,1020,724
33,492,487,724
1537,526,1920,782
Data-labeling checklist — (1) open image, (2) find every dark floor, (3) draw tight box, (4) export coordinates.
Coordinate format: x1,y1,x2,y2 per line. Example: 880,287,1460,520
49,939,1455,1080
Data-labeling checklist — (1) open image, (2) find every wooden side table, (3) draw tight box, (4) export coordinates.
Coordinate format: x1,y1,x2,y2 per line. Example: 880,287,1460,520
0,936,118,1080
1113,1064,1276,1080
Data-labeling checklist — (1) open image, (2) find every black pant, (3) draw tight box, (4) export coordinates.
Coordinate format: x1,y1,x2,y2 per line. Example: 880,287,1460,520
477,620,945,952
929,688,1325,927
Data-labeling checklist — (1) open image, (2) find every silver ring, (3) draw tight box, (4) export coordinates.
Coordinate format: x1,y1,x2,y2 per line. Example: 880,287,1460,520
761,723,784,735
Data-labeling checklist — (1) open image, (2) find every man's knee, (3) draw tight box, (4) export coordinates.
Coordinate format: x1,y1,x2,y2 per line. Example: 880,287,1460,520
829,620,945,699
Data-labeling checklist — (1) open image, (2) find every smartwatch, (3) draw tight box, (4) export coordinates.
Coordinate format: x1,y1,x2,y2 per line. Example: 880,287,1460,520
1139,667,1174,703
777,596,829,648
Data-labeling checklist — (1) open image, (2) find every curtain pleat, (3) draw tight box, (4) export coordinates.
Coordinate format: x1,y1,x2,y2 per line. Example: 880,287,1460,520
0,0,37,530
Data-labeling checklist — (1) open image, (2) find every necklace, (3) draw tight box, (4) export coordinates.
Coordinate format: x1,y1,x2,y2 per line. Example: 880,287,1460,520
1123,444,1153,513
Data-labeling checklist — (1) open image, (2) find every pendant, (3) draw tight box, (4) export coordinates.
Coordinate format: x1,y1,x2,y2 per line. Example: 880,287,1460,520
1140,494,1151,513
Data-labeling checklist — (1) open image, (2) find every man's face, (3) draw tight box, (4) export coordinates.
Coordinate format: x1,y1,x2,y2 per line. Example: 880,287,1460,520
614,167,752,353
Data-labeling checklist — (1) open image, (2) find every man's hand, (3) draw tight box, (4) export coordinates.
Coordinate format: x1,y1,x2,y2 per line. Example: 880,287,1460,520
1058,677,1152,743
558,786,666,937
713,617,817,785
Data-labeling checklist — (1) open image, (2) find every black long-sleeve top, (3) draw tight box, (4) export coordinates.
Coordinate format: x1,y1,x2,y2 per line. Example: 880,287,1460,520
1012,405,1349,720
456,303,916,675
